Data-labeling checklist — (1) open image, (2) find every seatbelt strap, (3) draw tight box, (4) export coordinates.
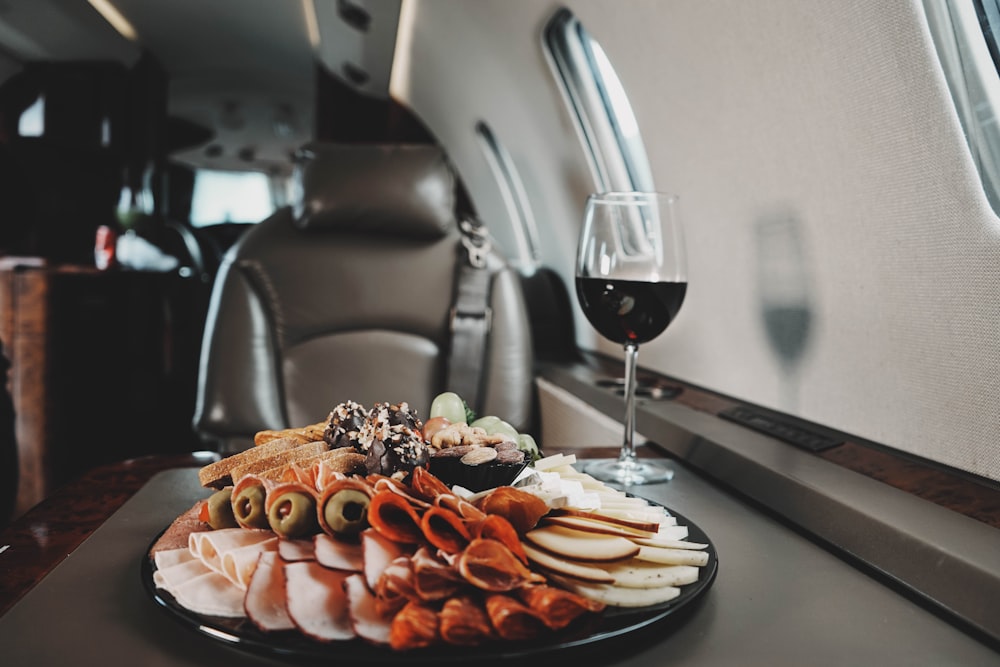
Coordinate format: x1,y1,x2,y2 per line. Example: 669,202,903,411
446,218,499,414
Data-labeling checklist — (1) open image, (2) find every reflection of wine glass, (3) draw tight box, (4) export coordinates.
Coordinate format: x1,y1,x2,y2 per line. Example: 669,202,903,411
575,192,687,485
756,217,813,410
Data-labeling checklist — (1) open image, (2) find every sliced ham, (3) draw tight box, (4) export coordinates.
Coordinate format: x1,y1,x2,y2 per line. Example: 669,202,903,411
153,557,213,591
278,538,316,562
159,569,247,618
344,573,392,646
284,561,355,642
153,546,196,570
314,533,364,572
188,528,274,575
361,528,409,591
245,551,295,632
221,538,279,589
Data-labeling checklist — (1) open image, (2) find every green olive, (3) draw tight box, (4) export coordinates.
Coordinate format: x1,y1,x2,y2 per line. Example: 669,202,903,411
232,484,269,529
267,492,318,539
206,487,237,529
323,489,370,536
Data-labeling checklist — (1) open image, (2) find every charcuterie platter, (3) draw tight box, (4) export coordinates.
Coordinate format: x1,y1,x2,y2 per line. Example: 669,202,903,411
141,394,718,662
142,503,716,662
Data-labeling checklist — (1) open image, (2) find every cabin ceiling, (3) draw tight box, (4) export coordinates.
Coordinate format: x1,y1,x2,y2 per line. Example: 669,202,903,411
0,0,401,174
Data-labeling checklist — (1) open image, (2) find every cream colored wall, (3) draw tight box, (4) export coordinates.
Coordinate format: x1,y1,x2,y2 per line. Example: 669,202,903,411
394,0,1000,482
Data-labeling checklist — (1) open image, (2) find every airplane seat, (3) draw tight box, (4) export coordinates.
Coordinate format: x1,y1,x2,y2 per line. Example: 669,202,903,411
193,142,535,453
519,267,579,364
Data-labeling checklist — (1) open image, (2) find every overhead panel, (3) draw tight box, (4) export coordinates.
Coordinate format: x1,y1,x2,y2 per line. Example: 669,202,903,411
313,0,402,99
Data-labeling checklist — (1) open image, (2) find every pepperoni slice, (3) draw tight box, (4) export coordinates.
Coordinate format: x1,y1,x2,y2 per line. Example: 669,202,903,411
473,486,549,534
367,491,424,544
389,600,441,651
518,584,605,630
457,538,545,592
484,593,547,641
471,514,527,564
439,594,496,645
409,466,452,500
420,506,471,554
411,547,463,601
435,493,487,522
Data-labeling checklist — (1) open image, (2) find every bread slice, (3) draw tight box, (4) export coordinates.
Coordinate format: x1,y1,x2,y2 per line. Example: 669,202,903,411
228,440,330,483
256,447,367,481
254,421,327,446
198,436,316,488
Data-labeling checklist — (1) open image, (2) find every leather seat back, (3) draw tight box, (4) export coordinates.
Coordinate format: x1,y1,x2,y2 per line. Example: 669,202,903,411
193,143,534,452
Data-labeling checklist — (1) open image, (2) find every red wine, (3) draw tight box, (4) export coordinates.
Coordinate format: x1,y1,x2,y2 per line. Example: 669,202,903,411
576,278,686,345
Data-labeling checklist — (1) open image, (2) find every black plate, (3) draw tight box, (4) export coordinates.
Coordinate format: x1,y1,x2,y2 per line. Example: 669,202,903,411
141,503,718,664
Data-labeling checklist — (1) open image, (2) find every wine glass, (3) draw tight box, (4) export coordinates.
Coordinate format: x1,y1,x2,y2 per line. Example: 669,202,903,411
575,191,687,485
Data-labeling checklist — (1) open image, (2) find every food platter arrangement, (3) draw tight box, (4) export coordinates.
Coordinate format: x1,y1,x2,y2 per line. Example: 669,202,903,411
144,392,718,660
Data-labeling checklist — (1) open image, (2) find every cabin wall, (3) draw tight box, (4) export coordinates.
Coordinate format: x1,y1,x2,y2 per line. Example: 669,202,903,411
396,0,1000,482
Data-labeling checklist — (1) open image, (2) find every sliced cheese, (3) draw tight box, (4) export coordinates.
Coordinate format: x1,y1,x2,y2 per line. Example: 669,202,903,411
549,574,681,608
631,536,708,550
523,543,616,583
541,515,657,539
634,545,710,567
525,525,639,562
595,561,700,588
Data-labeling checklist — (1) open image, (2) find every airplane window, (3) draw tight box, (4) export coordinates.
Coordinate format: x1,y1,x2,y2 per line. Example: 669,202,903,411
543,7,654,192
923,0,1000,213
474,121,541,272
189,169,278,227
17,94,44,137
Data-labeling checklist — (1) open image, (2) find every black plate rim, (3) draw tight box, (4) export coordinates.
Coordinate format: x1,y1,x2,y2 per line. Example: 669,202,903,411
141,500,718,663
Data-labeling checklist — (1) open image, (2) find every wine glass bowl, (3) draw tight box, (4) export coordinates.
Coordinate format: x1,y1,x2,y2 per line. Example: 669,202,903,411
575,192,687,485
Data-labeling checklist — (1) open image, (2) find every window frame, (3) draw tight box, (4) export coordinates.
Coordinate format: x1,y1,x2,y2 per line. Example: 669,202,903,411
543,7,655,194
474,120,541,272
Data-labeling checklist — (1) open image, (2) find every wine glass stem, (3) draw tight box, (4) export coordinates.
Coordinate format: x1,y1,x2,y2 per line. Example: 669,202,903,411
621,342,639,466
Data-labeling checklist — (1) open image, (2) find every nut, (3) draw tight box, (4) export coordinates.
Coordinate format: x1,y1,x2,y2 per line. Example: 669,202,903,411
460,446,499,466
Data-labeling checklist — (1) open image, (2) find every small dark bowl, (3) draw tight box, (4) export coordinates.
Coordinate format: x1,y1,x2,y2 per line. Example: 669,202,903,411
427,456,530,492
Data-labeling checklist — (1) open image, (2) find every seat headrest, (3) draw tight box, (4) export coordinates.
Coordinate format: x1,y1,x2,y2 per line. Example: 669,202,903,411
292,143,457,240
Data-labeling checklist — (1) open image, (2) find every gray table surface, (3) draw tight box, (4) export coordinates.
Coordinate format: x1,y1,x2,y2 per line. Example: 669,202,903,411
1,463,997,666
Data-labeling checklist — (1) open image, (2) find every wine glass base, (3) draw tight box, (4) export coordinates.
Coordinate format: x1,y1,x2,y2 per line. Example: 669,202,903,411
585,458,675,486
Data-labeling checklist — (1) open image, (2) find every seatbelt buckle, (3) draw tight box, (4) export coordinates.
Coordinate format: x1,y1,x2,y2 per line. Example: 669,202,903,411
459,219,491,269
449,306,493,333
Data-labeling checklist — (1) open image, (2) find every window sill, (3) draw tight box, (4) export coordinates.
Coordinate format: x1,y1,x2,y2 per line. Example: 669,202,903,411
538,354,1000,647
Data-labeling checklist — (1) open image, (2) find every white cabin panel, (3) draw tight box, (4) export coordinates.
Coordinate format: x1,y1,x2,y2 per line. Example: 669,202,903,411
396,0,1000,482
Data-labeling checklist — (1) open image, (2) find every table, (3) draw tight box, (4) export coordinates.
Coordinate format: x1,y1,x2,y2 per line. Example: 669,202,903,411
1,448,997,666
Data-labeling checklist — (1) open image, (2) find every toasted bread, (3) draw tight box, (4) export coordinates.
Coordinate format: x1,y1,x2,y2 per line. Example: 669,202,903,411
228,440,330,482
256,447,367,481
254,421,327,446
198,436,314,488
